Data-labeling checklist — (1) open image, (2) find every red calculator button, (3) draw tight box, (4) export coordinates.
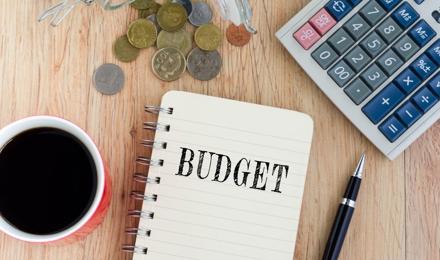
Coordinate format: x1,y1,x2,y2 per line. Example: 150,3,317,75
294,23,321,50
309,9,337,35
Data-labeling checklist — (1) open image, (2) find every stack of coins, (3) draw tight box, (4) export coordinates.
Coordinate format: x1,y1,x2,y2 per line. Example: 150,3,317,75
112,0,225,82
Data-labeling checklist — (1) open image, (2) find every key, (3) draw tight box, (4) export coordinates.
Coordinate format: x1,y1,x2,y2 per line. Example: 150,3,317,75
345,78,372,105
348,0,362,6
427,73,440,97
309,8,337,35
412,87,438,113
360,32,387,58
426,39,440,66
395,101,422,127
312,43,339,69
379,116,407,142
294,23,321,50
325,0,353,21
362,83,405,124
345,46,372,72
376,17,403,44
392,35,420,61
377,49,404,76
377,0,400,12
410,54,438,80
408,20,437,47
360,0,386,25
394,69,421,94
327,28,355,55
391,2,420,29
343,14,371,40
360,64,387,90
328,60,355,87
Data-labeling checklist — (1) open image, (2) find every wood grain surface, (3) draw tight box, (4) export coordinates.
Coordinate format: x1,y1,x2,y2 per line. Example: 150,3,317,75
0,0,439,259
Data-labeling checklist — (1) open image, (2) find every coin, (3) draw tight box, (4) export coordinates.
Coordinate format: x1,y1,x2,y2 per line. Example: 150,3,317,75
167,0,193,16
152,47,186,81
131,0,157,10
139,2,161,18
187,47,222,81
93,63,125,95
226,24,251,47
113,35,140,62
194,24,222,51
127,19,157,49
157,29,192,56
189,2,212,26
157,3,188,32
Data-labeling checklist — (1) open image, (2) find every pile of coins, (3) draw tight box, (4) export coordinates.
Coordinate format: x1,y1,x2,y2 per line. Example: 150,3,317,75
112,0,225,82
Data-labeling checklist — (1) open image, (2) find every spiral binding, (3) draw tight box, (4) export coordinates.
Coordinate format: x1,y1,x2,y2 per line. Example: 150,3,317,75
123,105,172,255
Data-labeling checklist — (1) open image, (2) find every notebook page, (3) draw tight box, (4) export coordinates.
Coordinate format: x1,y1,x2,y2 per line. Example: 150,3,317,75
134,91,313,260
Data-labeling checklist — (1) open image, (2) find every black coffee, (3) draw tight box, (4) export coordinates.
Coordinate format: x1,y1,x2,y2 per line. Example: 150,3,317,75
0,128,97,235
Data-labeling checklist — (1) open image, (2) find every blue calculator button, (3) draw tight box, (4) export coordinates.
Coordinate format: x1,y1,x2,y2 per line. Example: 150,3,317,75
394,69,421,94
410,54,438,80
412,87,438,113
325,0,352,21
377,0,400,12
414,0,425,4
348,0,362,6
362,83,405,124
379,116,407,142
409,20,437,47
395,102,422,127
391,2,420,29
426,39,440,66
428,73,440,97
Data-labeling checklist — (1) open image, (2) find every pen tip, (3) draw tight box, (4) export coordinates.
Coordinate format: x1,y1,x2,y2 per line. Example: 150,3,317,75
354,153,365,178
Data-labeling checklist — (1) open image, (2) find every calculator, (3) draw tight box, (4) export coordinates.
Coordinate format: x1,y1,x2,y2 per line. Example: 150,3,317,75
277,0,440,159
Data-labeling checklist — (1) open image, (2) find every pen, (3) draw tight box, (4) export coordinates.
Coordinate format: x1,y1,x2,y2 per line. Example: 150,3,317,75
322,153,365,260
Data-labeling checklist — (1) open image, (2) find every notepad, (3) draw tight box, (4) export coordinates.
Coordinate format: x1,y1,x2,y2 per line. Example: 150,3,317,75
131,91,314,260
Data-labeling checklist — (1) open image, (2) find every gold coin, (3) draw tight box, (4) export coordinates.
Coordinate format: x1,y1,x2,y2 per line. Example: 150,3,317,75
131,0,157,10
127,19,157,49
194,23,221,51
152,47,186,81
157,3,188,32
139,2,161,18
113,35,140,62
157,29,192,56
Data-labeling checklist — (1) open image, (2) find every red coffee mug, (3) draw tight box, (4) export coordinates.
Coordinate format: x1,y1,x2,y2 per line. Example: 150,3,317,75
0,116,111,244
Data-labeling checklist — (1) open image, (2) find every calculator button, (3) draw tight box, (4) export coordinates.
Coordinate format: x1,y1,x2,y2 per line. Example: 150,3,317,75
328,60,355,87
377,49,404,76
428,73,440,96
394,69,421,94
312,43,339,69
309,9,337,35
392,35,420,61
376,0,400,12
360,31,387,58
345,46,372,72
395,102,422,127
325,0,353,21
408,20,437,47
345,78,372,105
376,17,403,43
391,2,420,29
327,28,355,55
361,64,388,90
348,0,362,6
360,1,387,25
293,23,321,50
410,54,438,80
362,83,405,124
414,0,425,4
343,14,371,40
412,87,438,113
426,39,440,65
379,116,406,142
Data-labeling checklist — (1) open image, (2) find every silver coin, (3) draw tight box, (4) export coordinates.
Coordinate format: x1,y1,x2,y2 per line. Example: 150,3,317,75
147,14,161,33
187,47,222,81
93,63,125,95
189,2,212,26
169,0,193,16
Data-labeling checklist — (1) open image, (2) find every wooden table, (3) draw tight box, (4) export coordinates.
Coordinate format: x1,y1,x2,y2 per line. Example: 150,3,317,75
0,0,439,259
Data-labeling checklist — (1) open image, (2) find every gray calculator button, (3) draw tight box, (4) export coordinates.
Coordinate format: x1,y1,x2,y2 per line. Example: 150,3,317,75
376,18,402,44
343,14,371,40
392,35,420,62
377,49,404,76
360,64,387,90
360,0,387,25
344,46,372,72
360,32,387,58
327,28,355,55
312,43,339,69
328,61,355,87
345,78,372,105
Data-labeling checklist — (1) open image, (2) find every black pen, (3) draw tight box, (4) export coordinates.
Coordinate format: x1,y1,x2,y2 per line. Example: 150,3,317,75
322,153,365,260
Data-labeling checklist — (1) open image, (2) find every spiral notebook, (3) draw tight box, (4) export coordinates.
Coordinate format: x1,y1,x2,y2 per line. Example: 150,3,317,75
126,91,314,260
